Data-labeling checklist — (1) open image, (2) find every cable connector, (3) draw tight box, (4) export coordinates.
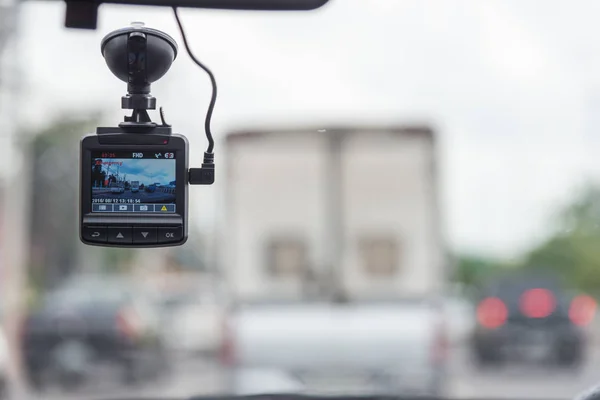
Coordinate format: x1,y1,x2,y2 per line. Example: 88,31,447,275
189,152,215,185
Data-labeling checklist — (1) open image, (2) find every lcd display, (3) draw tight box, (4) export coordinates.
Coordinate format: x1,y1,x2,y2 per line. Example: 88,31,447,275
91,151,176,213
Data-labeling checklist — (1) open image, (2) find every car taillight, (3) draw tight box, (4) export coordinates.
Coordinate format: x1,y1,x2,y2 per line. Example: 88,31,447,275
431,319,448,365
219,319,235,367
476,297,508,329
17,314,27,339
519,288,555,318
116,308,142,340
569,295,597,326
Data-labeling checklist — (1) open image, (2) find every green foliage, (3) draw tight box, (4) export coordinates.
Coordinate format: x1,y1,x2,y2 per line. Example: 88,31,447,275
454,186,600,293
522,186,600,293
453,254,514,289
25,113,136,289
28,116,100,287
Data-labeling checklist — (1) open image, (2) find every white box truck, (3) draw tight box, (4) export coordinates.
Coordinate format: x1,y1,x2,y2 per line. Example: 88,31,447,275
219,125,451,396
221,125,447,301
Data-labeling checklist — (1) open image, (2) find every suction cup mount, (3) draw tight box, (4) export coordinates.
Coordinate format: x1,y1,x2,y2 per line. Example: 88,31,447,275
101,22,178,132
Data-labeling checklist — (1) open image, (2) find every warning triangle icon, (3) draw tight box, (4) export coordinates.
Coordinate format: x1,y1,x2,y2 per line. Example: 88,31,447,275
116,232,124,239
161,205,167,211
141,232,149,238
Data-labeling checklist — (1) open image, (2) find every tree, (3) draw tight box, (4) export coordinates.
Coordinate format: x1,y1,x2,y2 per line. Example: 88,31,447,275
0,0,18,60
453,253,513,289
27,116,99,289
521,186,600,293
26,113,134,290
92,159,107,187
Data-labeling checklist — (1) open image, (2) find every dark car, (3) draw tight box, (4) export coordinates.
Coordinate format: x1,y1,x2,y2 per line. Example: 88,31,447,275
471,273,594,367
21,276,168,391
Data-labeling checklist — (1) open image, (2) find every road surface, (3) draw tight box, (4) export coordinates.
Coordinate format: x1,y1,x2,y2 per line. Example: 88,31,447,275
9,355,225,400
9,345,600,400
448,344,600,399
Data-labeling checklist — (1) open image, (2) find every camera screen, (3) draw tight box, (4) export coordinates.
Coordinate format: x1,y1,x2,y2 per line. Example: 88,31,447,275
91,151,177,213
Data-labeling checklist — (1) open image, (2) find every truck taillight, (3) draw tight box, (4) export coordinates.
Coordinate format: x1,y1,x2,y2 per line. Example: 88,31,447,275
431,320,448,365
569,295,597,327
476,297,507,329
219,319,235,367
116,308,141,340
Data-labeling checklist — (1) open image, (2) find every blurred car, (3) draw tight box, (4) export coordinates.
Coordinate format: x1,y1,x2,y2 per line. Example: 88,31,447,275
159,289,225,356
471,273,594,367
110,186,124,194
21,276,168,392
145,184,156,193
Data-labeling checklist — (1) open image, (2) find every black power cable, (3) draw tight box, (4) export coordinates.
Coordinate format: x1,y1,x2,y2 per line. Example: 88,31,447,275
173,6,216,185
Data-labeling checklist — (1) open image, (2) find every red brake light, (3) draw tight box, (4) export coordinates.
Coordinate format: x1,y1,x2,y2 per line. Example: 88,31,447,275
477,297,508,329
569,295,597,326
431,319,448,365
219,319,236,367
116,308,141,340
519,288,555,318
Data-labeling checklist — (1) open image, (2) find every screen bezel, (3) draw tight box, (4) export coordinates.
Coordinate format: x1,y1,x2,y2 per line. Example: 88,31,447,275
80,133,188,222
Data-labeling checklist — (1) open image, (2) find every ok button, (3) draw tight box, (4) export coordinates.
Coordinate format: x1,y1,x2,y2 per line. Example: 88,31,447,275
158,227,183,243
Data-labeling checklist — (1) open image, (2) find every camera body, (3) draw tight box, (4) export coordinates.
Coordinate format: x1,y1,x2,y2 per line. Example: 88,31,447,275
80,23,213,248
80,128,189,247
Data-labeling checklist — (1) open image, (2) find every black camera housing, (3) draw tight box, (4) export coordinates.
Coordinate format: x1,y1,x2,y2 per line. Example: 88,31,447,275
80,24,214,248
80,129,189,247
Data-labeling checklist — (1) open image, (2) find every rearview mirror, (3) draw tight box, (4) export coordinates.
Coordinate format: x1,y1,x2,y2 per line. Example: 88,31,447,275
104,0,329,10
64,0,330,29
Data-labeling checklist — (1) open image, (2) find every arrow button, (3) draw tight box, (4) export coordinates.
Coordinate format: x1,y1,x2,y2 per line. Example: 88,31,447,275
108,227,132,244
133,227,157,244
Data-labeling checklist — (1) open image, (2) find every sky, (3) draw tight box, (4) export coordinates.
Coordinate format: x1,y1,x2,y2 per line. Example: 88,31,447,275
9,0,600,257
97,158,176,185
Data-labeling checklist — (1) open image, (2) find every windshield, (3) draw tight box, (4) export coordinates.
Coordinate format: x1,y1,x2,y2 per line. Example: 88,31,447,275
1,0,600,399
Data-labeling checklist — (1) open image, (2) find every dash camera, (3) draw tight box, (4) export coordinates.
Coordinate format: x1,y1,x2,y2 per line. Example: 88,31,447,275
80,22,214,248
